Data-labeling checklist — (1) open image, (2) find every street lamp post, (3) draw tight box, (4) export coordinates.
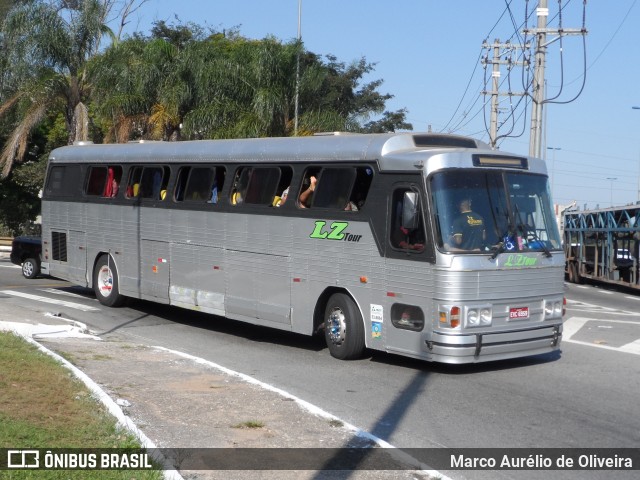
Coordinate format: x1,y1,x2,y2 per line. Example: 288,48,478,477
633,106,640,202
606,177,617,207
547,147,561,199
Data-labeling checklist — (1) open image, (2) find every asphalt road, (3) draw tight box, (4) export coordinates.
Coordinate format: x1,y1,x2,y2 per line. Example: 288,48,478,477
1,257,639,480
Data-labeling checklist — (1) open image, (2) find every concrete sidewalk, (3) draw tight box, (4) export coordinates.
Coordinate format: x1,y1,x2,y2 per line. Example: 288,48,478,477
1,310,436,480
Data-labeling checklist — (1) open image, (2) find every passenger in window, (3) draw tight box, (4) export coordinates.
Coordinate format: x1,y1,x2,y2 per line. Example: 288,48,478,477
209,180,218,204
451,198,485,250
274,186,289,207
103,167,119,197
298,176,316,208
231,168,252,205
393,225,424,251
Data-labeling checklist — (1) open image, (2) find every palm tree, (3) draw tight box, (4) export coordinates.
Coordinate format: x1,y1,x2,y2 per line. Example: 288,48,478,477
0,0,113,178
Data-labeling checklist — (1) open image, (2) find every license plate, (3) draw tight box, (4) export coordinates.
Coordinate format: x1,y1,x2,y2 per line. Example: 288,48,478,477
509,307,529,320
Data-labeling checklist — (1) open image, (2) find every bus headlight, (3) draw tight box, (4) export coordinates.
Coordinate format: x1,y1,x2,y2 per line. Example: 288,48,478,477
480,308,492,325
545,300,563,319
464,306,492,328
467,309,479,326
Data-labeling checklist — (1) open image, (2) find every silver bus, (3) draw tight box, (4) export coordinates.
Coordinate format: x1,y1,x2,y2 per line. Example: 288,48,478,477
40,133,565,363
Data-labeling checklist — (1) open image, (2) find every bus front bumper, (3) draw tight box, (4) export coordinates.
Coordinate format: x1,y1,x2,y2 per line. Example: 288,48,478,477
426,324,562,364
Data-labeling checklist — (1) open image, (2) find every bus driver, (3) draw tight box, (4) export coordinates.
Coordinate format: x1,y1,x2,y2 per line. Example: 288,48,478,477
452,197,485,250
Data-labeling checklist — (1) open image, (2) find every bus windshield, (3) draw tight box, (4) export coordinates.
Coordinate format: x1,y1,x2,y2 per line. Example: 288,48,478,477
431,170,561,254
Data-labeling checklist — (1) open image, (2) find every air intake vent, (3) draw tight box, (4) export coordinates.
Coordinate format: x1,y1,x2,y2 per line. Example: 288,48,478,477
52,231,67,262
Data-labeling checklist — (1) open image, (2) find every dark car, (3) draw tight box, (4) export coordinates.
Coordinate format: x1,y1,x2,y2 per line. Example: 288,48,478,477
10,236,42,279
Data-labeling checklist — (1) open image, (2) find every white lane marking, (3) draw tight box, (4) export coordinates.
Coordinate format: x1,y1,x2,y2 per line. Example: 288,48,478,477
565,299,638,316
153,345,452,478
597,290,615,295
563,338,637,353
562,318,588,340
624,296,640,301
0,264,20,269
0,319,98,340
40,288,91,300
563,317,640,356
2,290,99,312
620,339,640,355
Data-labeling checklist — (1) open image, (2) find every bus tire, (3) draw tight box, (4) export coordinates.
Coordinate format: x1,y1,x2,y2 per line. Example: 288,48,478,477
93,255,126,307
324,293,365,360
22,257,40,279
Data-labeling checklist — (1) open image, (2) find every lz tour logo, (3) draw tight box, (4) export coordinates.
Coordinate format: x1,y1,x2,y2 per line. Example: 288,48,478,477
309,221,362,243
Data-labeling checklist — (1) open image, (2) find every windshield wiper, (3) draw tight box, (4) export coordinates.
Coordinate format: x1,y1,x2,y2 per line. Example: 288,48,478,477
489,240,506,260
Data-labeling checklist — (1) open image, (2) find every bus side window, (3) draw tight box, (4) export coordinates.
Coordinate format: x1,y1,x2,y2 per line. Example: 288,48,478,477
139,166,169,200
231,167,282,206
273,166,293,207
125,166,143,198
349,166,374,211
85,166,108,196
230,167,252,205
307,167,356,210
45,166,66,196
185,167,215,201
298,167,321,208
174,167,190,201
210,167,225,204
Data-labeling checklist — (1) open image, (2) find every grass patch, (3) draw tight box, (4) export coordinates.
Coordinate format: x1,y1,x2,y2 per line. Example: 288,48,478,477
0,331,163,479
91,354,113,361
232,420,265,429
328,419,344,428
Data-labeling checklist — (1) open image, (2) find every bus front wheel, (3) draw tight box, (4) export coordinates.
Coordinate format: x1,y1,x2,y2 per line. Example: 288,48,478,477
93,255,125,307
324,293,365,360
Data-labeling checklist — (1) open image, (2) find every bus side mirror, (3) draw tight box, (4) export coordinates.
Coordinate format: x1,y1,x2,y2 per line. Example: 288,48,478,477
402,191,419,230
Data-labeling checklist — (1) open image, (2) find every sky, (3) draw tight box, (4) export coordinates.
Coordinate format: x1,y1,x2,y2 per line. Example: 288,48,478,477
118,0,640,211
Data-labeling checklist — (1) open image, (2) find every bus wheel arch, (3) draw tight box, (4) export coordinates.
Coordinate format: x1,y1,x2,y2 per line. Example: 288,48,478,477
92,253,126,307
316,288,366,360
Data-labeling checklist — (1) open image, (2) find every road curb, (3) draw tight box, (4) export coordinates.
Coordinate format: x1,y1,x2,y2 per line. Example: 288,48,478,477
8,330,184,480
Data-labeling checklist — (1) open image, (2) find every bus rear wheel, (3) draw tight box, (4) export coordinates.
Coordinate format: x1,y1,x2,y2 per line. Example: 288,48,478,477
93,255,125,307
324,293,365,360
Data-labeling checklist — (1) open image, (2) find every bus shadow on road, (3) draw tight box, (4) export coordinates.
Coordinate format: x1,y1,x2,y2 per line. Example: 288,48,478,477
119,298,328,353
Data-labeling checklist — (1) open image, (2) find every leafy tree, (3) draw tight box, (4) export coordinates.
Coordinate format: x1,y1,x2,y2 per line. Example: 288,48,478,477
91,21,411,141
0,0,114,177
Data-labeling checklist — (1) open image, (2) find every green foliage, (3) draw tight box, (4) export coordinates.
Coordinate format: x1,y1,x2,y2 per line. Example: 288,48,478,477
90,24,411,141
0,156,45,235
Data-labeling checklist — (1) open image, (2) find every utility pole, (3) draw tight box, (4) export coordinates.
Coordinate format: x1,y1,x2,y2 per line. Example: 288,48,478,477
526,0,587,158
481,39,528,148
